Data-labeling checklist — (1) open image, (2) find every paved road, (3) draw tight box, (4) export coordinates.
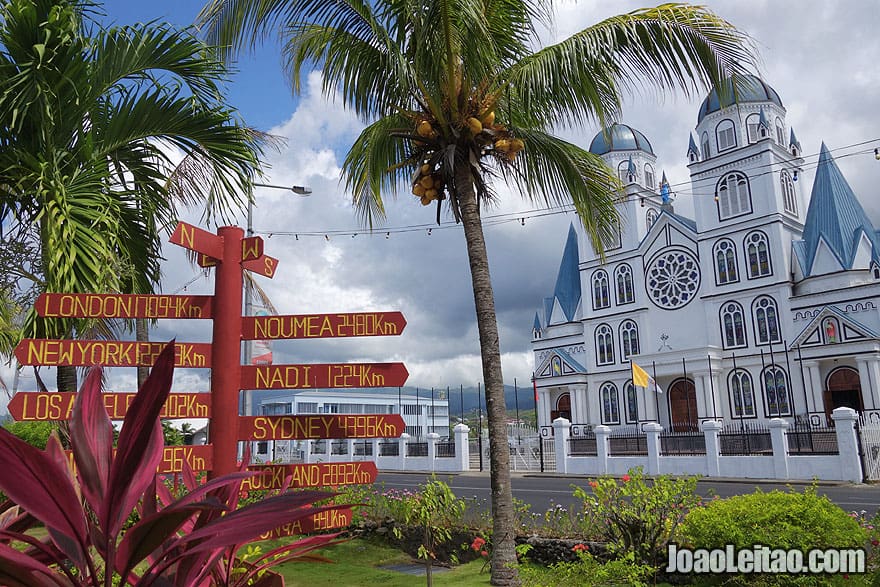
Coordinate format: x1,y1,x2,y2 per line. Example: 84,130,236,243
375,471,880,517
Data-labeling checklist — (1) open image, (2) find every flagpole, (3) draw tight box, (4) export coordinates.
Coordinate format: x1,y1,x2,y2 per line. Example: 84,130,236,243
682,356,691,430
732,352,745,431
708,354,718,420
652,361,661,426
796,344,813,421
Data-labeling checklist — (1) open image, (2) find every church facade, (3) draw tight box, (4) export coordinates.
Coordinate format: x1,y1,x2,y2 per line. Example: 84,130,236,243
532,75,880,433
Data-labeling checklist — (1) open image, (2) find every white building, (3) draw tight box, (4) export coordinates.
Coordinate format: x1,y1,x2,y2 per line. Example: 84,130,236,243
251,389,450,462
532,75,880,433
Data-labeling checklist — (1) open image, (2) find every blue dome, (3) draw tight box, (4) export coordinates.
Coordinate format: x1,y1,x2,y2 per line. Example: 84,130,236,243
589,123,654,156
697,75,783,123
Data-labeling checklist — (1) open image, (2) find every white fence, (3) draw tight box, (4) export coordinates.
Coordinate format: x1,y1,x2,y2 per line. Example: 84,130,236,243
551,407,863,483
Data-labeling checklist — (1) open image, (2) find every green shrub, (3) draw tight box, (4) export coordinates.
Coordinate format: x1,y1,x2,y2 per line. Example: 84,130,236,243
574,466,701,566
519,549,654,587
677,487,866,585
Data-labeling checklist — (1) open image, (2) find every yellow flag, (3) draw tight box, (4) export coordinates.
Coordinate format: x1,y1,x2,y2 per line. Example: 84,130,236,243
631,361,650,388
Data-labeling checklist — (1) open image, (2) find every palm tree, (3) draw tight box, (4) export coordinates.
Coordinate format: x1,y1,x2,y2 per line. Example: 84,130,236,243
199,1,756,582
0,0,270,390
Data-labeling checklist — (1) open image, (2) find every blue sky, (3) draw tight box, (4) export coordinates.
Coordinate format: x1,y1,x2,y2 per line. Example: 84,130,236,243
3,1,879,412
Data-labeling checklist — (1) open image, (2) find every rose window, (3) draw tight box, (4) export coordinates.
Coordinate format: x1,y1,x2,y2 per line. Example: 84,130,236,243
646,250,701,309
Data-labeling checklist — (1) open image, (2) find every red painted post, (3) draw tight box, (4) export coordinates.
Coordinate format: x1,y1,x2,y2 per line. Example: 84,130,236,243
210,226,244,478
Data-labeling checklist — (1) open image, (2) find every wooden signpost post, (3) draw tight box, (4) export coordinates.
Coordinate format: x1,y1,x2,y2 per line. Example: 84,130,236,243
11,219,409,523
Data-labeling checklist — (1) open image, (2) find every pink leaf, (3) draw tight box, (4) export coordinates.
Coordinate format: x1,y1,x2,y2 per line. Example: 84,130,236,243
0,543,72,587
70,366,113,519
0,429,87,559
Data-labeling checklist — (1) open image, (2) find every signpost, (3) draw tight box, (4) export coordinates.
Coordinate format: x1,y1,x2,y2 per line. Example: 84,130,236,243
8,392,211,421
243,462,378,491
240,362,408,390
258,508,353,540
12,220,408,495
239,414,406,441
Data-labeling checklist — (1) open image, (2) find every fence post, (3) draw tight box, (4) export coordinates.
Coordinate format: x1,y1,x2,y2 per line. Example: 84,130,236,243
769,418,790,480
398,432,410,471
454,423,470,471
595,425,610,474
643,423,662,475
832,407,863,483
347,438,356,459
427,432,439,472
702,420,722,477
371,438,380,462
303,440,313,464
553,417,570,474
323,438,332,463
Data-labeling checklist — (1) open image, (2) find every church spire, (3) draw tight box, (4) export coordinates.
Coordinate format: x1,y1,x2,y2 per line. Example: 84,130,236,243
551,224,582,322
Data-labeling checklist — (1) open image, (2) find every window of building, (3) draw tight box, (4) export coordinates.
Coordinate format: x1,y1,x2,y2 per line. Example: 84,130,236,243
775,118,785,145
781,170,797,215
297,402,318,413
746,113,761,143
716,119,737,151
595,324,615,365
615,264,634,304
619,320,639,360
701,132,710,159
721,301,747,348
763,366,791,417
618,160,632,183
713,239,739,285
745,231,772,278
646,208,659,230
262,402,292,415
403,404,422,415
644,164,655,189
716,172,751,219
592,270,610,309
600,382,620,425
753,296,781,344
625,380,638,423
728,369,756,417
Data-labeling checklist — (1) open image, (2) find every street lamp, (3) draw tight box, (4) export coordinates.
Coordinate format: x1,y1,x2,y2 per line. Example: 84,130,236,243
242,182,311,416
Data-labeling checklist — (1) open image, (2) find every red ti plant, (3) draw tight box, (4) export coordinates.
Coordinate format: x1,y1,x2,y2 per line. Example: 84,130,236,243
0,342,347,586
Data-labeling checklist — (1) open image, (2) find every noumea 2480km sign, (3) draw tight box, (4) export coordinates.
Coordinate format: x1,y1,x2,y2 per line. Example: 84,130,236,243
10,221,409,536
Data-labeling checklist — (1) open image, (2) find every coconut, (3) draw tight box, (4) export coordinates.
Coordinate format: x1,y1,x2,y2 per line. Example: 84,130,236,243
419,175,434,189
417,120,433,137
510,138,525,152
495,139,511,152
413,184,426,197
480,111,495,126
420,195,431,206
425,188,438,200
420,163,431,175
467,117,483,134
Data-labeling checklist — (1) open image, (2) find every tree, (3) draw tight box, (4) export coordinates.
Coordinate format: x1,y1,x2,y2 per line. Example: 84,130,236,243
0,0,271,389
198,1,756,583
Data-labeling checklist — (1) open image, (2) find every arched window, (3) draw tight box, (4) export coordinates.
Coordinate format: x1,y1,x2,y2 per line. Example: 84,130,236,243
644,164,655,189
713,239,739,285
780,170,797,215
744,231,772,278
701,132,711,160
753,296,781,344
624,380,638,423
746,113,761,143
728,369,756,417
775,118,785,145
551,356,562,377
600,382,620,424
615,264,634,304
619,320,640,360
716,119,737,151
716,172,751,219
595,324,615,365
646,208,659,230
592,270,610,309
721,301,747,348
618,160,632,183
763,366,791,417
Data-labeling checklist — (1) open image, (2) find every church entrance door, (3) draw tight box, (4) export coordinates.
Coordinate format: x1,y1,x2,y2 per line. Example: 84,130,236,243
824,367,862,423
669,379,698,432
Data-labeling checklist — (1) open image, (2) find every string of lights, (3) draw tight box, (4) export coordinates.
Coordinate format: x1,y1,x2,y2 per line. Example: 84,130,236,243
254,138,879,241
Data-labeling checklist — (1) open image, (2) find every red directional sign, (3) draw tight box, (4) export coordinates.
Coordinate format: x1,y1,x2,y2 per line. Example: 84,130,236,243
238,414,405,441
243,462,378,491
35,293,213,319
258,508,353,540
241,236,264,262
241,254,278,278
8,392,211,421
240,362,408,390
241,312,406,340
65,445,213,474
170,222,224,261
15,339,212,368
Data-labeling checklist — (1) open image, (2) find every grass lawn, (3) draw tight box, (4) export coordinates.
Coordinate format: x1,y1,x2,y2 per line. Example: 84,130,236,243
275,537,494,587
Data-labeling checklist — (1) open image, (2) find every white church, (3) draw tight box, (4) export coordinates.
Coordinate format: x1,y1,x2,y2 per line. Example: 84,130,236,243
532,75,880,433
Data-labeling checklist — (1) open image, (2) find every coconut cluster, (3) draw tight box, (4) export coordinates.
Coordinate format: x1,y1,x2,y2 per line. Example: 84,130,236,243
410,109,524,206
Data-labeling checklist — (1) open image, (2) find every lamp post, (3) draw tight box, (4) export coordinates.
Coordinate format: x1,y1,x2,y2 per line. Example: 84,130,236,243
242,183,311,422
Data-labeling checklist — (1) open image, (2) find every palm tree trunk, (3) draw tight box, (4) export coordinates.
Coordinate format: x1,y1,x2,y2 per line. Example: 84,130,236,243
136,318,150,387
456,169,519,586
57,365,77,392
